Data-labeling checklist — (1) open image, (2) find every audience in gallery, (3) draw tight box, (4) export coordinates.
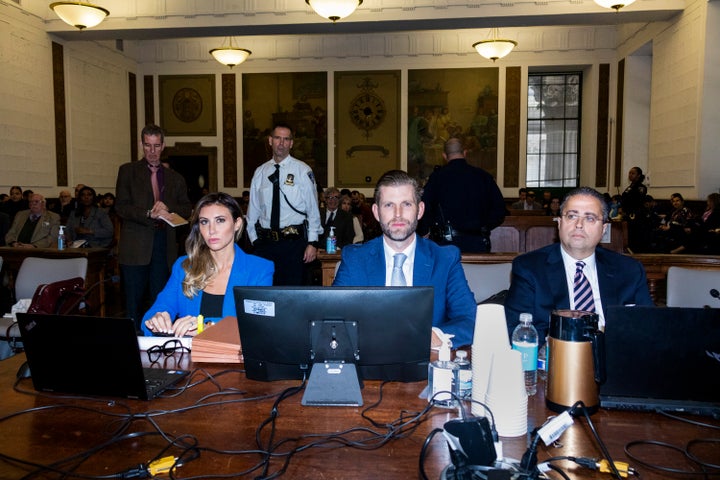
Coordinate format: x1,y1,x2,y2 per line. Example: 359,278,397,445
65,185,114,248
650,192,696,254
319,186,355,250
511,188,543,210
142,192,273,337
545,195,561,217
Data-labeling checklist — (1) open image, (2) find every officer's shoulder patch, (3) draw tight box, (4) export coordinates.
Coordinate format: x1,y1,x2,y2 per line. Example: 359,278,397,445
307,171,316,184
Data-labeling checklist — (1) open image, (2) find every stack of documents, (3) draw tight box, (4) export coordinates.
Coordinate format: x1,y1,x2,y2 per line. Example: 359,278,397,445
190,316,242,363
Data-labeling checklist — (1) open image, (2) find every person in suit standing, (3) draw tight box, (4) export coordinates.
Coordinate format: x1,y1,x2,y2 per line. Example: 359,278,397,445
319,186,355,250
333,170,476,348
115,124,192,331
504,186,653,343
5,193,60,248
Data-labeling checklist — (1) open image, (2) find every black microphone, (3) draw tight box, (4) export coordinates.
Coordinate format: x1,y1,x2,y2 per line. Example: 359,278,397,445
61,275,121,314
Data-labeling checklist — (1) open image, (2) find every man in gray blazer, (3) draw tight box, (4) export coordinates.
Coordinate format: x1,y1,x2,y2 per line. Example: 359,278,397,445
115,124,192,330
5,194,60,248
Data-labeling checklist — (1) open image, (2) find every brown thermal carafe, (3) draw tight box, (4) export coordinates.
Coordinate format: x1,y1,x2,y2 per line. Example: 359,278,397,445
545,310,605,414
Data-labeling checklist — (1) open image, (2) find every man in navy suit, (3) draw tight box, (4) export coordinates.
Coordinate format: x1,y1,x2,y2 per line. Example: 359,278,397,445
333,170,476,348
505,186,653,343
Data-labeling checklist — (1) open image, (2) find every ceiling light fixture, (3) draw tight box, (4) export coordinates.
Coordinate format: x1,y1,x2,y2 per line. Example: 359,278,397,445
593,0,636,10
306,0,362,22
472,28,517,62
209,37,252,68
50,1,109,30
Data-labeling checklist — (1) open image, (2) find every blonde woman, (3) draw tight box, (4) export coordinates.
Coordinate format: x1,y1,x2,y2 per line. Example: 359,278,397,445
143,192,273,336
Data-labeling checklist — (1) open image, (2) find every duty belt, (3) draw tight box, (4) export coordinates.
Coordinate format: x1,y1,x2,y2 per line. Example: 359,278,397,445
256,224,304,242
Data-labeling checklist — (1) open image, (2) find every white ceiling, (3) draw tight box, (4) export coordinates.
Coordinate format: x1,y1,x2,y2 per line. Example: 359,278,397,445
27,0,685,42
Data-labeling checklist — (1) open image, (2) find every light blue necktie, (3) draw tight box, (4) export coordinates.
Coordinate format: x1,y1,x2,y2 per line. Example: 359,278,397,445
391,253,407,286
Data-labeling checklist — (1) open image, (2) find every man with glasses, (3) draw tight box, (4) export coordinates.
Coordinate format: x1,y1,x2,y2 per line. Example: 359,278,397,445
319,187,355,250
6,194,60,248
504,187,653,343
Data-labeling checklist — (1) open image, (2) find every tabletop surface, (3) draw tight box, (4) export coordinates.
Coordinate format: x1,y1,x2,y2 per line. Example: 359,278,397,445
0,352,718,480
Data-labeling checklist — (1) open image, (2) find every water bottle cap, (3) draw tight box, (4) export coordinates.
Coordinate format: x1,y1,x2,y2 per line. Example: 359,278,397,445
520,312,533,324
455,350,467,360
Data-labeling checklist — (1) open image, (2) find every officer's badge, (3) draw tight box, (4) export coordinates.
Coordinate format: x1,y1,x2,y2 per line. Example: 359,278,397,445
285,174,294,186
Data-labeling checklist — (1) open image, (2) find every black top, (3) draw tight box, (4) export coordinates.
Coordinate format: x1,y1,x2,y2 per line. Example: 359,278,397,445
200,292,224,319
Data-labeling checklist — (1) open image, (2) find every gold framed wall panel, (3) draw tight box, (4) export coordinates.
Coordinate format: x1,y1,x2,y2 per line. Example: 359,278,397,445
241,72,328,188
335,70,400,188
159,74,216,136
408,67,499,183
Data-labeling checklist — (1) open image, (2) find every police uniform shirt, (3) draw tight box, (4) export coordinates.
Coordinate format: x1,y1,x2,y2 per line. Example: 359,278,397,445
247,155,322,243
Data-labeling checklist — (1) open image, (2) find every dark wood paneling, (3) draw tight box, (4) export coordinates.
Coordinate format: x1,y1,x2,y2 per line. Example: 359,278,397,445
52,42,67,186
595,63,610,187
614,59,625,188
143,75,154,126
222,73,237,188
504,66,521,188
129,72,137,162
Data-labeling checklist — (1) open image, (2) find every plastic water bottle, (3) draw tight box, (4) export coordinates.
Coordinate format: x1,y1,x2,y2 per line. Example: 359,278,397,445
428,334,458,407
57,225,66,251
512,313,539,395
326,226,337,254
454,349,472,399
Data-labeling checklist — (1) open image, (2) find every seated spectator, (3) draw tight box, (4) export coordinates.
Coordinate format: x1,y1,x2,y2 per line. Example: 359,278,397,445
684,193,720,254
99,192,116,214
340,194,364,244
351,190,381,240
52,189,74,223
651,193,695,253
66,186,114,248
5,193,60,248
511,188,543,210
1,186,28,224
545,195,561,217
142,192,274,337
319,187,355,249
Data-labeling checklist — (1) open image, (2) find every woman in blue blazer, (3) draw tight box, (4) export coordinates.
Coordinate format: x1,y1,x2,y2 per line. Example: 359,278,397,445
142,192,273,336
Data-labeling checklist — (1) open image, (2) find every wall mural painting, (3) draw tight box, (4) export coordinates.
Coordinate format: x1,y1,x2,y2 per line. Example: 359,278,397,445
407,68,499,184
241,72,328,188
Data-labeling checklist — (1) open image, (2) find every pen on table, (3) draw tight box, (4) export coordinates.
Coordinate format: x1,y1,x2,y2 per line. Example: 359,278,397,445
197,314,204,334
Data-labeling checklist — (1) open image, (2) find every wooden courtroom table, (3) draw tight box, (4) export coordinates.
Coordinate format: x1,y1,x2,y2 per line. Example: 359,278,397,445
0,353,716,479
0,246,109,316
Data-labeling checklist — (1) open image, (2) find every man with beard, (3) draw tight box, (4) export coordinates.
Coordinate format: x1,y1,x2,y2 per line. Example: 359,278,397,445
333,170,476,348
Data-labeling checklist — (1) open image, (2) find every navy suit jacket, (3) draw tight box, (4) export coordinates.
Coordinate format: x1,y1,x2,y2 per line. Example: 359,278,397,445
505,243,653,343
333,235,476,347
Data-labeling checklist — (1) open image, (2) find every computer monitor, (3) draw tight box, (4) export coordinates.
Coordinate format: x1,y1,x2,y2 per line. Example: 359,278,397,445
233,286,434,384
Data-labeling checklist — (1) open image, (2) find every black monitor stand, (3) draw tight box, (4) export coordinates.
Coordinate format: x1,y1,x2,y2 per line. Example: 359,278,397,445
301,319,363,406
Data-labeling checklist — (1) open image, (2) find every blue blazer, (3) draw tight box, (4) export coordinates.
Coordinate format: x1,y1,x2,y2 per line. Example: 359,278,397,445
333,235,476,347
505,243,653,342
142,244,274,335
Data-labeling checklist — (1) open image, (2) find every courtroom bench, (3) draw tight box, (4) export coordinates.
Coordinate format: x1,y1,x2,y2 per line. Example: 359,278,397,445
490,215,628,254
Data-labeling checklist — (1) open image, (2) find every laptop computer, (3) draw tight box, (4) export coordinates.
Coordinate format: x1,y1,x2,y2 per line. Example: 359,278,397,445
16,313,190,400
600,305,720,417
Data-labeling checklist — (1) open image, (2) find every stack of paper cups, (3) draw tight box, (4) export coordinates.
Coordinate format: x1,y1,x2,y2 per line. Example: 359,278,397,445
484,348,528,437
471,304,510,417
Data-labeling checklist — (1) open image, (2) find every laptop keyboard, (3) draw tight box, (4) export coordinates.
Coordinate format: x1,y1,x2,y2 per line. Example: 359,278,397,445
143,367,186,397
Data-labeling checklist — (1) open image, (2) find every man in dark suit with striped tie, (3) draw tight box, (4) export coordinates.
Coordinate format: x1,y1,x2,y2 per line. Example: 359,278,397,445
504,187,653,344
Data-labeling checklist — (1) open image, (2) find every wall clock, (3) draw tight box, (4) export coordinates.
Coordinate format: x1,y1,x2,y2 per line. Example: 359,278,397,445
348,78,386,139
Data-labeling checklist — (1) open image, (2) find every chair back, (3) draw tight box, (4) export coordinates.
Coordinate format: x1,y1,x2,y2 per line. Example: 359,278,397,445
462,263,512,304
15,257,88,300
666,266,720,308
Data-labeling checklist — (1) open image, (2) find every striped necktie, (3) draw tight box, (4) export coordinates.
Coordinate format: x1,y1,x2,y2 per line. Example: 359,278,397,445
573,261,596,312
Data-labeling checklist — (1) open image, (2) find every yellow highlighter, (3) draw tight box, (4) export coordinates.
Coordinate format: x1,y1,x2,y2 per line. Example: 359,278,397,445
197,314,204,334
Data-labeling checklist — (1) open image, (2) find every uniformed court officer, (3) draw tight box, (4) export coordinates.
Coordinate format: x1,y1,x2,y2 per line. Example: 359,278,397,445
246,122,322,285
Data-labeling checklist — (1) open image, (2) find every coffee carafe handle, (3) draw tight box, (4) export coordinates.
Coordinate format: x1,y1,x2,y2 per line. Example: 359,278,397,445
589,330,606,384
